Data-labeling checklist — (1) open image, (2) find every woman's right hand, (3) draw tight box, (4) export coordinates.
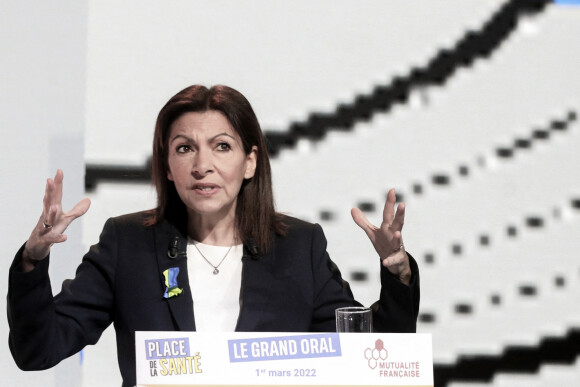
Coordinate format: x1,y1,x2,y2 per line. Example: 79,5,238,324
22,169,91,272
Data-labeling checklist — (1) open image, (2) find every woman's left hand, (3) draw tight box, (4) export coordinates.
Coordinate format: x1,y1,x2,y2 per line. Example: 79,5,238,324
351,188,411,286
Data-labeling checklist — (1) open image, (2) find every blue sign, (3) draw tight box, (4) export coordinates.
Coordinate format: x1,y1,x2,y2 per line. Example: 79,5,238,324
145,337,191,360
228,333,342,362
555,0,580,5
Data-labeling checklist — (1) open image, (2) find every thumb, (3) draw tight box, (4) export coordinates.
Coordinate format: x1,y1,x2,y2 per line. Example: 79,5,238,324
67,197,91,221
351,208,376,240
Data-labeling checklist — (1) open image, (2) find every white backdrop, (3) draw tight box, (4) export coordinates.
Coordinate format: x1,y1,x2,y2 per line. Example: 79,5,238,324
2,1,580,386
1,1,87,386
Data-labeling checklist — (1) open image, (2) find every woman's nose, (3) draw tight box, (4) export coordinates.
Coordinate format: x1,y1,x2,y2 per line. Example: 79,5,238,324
192,148,213,176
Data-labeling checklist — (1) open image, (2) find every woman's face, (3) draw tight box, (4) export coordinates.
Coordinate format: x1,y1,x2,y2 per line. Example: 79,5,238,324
166,111,257,223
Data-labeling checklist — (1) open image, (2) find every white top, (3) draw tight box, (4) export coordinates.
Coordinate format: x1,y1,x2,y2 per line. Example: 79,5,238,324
186,241,243,332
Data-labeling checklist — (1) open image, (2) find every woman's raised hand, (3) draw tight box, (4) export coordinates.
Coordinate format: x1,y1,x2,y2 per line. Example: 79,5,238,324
351,188,411,285
22,169,91,271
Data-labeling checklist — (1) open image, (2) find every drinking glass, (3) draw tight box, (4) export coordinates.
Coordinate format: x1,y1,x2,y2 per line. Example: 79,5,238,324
335,306,373,332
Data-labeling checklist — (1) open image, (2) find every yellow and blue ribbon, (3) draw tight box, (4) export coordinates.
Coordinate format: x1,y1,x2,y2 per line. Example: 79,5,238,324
163,267,183,299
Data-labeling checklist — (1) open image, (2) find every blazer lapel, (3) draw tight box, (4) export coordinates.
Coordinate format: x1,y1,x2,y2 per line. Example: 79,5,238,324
154,220,196,331
236,242,274,331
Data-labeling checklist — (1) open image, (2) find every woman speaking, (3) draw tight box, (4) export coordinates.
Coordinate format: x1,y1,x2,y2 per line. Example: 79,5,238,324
8,85,419,387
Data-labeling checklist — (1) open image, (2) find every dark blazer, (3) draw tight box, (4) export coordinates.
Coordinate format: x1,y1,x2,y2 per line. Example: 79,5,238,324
8,212,419,387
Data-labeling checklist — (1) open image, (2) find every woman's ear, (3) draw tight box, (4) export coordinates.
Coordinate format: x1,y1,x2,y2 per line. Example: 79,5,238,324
244,146,258,179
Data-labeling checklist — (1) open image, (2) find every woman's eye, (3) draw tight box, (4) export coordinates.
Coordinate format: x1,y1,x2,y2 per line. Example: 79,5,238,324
217,142,231,151
176,144,190,153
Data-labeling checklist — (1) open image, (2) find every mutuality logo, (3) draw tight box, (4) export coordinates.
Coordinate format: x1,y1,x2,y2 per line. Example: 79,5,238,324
363,338,422,378
364,339,388,369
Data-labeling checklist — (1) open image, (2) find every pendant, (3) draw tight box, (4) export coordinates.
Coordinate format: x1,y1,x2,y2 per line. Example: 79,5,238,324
213,268,219,275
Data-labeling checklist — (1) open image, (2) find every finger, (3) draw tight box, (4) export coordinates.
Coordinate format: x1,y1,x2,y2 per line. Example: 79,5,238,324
382,253,403,268
382,247,411,285
351,208,377,242
381,189,397,228
42,177,53,216
44,206,56,231
54,169,64,205
42,178,57,229
390,202,406,232
45,233,68,247
47,198,91,235
42,231,68,245
66,197,91,221
391,230,403,252
381,232,404,264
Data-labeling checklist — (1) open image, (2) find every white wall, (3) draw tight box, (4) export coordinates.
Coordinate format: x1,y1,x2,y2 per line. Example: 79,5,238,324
0,1,88,386
3,1,580,386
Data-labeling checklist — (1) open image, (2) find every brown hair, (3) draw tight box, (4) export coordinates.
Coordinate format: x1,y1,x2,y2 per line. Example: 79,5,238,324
149,85,286,252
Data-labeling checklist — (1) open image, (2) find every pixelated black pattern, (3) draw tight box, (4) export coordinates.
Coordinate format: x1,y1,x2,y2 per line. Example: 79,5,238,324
84,0,551,191
434,328,580,386
262,0,552,155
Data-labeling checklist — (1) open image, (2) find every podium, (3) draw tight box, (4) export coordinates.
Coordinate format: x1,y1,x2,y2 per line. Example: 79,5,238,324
136,331,433,386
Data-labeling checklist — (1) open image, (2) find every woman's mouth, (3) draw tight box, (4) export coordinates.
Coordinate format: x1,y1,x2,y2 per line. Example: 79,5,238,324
193,183,218,194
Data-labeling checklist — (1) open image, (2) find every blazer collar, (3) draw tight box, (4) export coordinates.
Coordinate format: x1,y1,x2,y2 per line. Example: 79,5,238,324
153,220,275,332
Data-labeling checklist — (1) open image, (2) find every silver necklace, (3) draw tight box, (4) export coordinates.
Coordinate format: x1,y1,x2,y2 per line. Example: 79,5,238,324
193,242,233,275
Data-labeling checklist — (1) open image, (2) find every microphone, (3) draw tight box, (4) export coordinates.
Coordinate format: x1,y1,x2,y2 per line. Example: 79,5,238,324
168,236,180,259
246,238,260,259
